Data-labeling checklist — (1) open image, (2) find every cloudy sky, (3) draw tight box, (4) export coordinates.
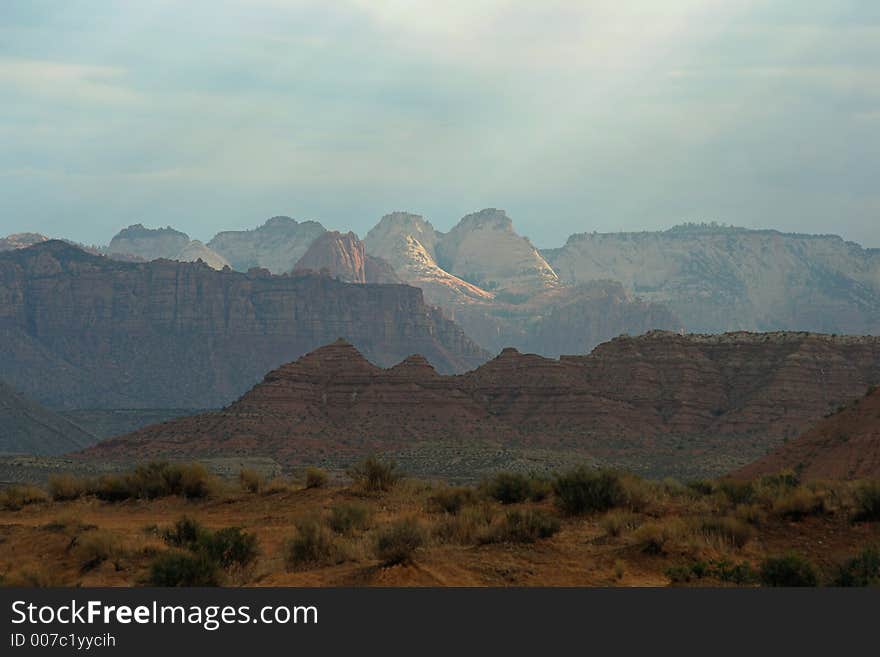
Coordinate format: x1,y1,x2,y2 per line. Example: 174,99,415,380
1,1,878,247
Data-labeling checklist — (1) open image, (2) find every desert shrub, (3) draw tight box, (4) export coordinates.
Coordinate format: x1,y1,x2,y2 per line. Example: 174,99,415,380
717,480,755,506
348,457,401,492
600,510,642,537
831,546,880,587
666,559,757,585
162,518,257,570
91,462,215,501
686,480,715,497
772,487,827,520
553,467,627,515
432,504,495,545
47,474,89,501
375,518,426,565
75,530,123,572
661,478,688,498
428,486,480,514
483,509,561,544
304,467,328,489
697,516,754,549
759,553,819,587
852,481,880,522
199,527,259,570
263,478,291,494
527,475,553,502
757,470,800,493
485,472,532,504
239,468,263,494
147,551,221,587
162,516,208,549
2,565,64,587
284,517,345,570
327,503,371,535
0,484,48,510
734,503,766,526
633,519,686,555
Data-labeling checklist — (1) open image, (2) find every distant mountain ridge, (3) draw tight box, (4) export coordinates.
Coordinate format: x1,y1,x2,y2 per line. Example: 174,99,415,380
0,240,488,410
81,331,880,477
0,381,95,455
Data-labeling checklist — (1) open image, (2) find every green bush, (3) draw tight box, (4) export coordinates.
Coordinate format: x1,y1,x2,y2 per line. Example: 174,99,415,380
147,551,221,586
553,467,627,515
199,527,259,570
347,457,402,492
831,546,880,587
162,517,208,549
852,481,880,522
759,553,819,587
485,473,532,504
327,503,371,535
304,467,328,489
284,518,345,570
483,509,561,544
527,475,553,502
375,518,426,565
428,486,479,514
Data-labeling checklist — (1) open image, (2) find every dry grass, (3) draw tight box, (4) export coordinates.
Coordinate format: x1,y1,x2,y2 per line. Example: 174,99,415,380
1,468,879,587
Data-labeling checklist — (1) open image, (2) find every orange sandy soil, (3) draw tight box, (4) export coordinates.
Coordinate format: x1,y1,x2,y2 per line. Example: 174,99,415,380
1,480,878,587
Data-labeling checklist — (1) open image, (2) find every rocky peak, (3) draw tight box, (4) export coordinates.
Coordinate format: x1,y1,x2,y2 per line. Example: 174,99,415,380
435,208,559,294
207,216,327,273
365,212,440,261
294,231,367,283
0,233,50,251
107,224,229,270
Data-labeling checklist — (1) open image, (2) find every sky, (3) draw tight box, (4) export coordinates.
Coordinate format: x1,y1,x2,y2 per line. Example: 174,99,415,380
1,0,879,248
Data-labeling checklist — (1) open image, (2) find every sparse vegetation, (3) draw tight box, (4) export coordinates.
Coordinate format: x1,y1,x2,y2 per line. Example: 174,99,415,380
771,487,827,520
485,472,532,504
0,484,48,510
553,467,627,515
75,530,123,572
600,510,641,537
285,517,346,570
348,456,402,492
147,551,221,587
428,486,480,514
696,515,754,548
831,546,880,587
375,518,426,565
327,503,371,535
483,509,561,544
47,474,88,501
759,553,819,587
304,467,328,489
852,481,880,522
239,468,264,493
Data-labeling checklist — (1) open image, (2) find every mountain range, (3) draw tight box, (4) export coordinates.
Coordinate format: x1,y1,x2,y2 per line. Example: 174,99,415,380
7,210,879,358
0,240,487,410
81,332,880,477
0,380,95,455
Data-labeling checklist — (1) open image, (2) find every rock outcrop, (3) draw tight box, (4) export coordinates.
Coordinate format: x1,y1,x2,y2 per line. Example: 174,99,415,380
0,381,95,455
435,208,560,295
365,210,678,355
545,224,880,335
107,224,230,270
208,216,327,273
0,241,489,410
733,386,880,480
293,230,400,284
82,331,880,470
0,233,49,251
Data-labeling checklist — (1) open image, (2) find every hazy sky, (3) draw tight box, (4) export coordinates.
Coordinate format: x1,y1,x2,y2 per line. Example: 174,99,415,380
1,1,879,247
